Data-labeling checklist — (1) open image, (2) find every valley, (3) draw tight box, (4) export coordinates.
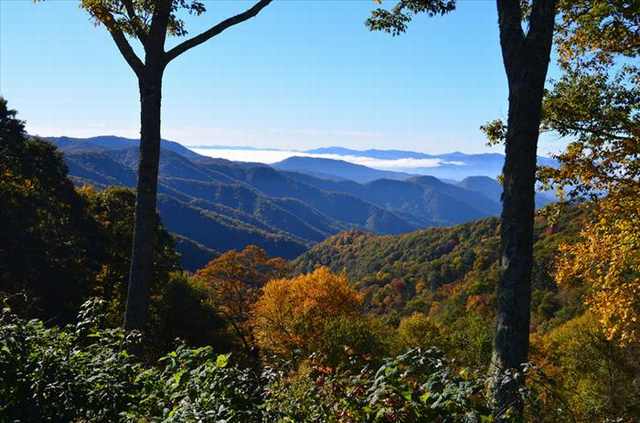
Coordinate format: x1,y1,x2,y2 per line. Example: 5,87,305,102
49,136,554,270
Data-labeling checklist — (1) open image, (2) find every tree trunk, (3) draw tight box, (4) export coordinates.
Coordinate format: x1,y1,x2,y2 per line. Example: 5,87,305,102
492,1,556,418
492,70,543,418
124,68,163,331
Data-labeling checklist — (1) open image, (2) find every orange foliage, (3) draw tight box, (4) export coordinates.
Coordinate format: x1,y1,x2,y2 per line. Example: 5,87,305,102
194,245,288,352
252,267,362,358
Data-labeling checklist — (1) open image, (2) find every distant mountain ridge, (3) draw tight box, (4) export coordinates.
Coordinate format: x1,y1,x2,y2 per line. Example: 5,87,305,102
49,138,427,268
47,136,553,269
273,156,415,183
48,135,202,159
303,146,558,180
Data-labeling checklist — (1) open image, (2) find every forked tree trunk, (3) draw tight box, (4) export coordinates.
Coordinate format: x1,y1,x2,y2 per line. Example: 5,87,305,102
124,67,163,331
492,0,556,419
107,0,271,332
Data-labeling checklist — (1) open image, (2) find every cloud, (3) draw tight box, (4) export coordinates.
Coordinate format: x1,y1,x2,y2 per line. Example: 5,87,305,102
190,148,466,170
318,154,446,169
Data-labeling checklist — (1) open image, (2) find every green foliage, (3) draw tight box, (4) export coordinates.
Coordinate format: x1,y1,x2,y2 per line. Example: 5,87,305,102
263,348,493,423
539,65,639,199
0,298,143,422
127,346,263,422
0,300,502,422
317,315,393,368
537,313,640,421
152,271,229,355
80,0,206,38
366,0,456,36
0,298,261,422
395,312,443,352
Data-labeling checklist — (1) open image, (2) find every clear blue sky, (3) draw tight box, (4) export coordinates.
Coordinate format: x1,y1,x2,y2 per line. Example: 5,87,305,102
0,0,564,155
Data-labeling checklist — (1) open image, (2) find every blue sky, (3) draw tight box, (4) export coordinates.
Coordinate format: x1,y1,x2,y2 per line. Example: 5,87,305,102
0,0,565,155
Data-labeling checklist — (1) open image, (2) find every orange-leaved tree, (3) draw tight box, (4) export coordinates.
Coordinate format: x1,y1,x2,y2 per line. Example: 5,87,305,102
252,267,362,360
194,245,288,357
556,195,640,346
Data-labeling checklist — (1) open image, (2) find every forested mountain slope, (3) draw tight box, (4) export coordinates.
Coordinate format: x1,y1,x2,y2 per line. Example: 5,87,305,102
294,205,587,322
49,137,530,269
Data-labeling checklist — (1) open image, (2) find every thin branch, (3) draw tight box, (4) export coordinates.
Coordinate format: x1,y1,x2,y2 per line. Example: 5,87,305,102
164,0,273,64
122,0,148,43
103,17,144,77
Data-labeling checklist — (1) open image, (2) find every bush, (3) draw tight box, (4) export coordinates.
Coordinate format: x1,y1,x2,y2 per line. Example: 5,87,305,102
395,312,443,352
263,348,494,422
0,298,142,422
317,315,392,368
0,298,262,423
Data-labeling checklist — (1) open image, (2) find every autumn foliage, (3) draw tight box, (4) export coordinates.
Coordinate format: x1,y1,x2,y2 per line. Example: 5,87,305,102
556,195,640,345
252,267,362,358
194,245,288,355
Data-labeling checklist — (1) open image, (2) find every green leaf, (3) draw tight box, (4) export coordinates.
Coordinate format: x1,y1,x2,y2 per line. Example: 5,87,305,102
216,353,229,368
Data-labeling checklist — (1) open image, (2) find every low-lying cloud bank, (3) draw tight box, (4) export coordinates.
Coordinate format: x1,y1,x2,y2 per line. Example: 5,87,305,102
190,148,463,171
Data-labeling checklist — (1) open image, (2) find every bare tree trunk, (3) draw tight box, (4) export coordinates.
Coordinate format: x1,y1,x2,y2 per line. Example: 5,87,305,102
492,71,543,417
124,68,163,331
492,0,556,419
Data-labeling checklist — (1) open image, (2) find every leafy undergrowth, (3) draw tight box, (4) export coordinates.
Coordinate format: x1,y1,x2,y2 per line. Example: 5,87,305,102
1,298,522,423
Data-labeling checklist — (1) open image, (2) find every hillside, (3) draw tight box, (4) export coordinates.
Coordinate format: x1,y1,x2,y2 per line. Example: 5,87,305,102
281,171,503,226
51,140,424,268
294,204,587,321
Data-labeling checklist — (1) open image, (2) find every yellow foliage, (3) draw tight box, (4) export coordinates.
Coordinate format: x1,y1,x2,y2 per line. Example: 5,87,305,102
556,192,640,345
252,267,362,358
396,312,442,351
536,312,640,420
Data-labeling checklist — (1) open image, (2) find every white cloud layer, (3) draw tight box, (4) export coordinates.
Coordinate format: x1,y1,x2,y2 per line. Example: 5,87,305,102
190,148,464,170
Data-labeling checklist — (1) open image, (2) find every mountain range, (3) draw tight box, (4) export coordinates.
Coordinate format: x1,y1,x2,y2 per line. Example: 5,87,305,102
46,136,553,270
302,146,559,180
273,156,415,183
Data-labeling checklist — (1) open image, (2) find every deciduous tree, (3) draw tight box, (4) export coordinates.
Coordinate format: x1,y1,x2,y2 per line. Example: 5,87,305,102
0,98,100,323
367,1,557,417
194,245,288,357
252,267,362,360
75,0,273,330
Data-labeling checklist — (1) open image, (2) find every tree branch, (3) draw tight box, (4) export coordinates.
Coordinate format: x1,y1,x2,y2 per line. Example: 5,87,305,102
146,0,172,64
496,0,526,79
527,0,557,54
164,0,273,64
104,20,144,77
122,0,148,43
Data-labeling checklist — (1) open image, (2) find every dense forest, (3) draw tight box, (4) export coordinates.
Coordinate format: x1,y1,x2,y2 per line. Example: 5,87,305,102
48,135,529,270
2,0,639,421
2,97,639,421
